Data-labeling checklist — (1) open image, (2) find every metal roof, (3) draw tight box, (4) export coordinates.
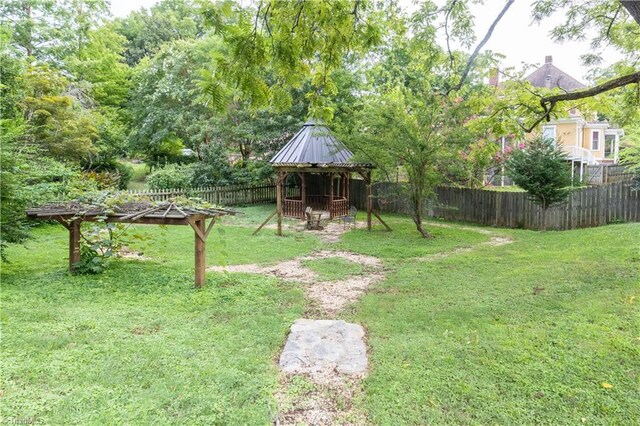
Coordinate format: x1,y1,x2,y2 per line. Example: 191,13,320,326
270,120,353,165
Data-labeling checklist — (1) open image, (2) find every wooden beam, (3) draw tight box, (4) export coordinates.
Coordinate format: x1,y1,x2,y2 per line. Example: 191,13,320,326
253,210,277,235
194,218,206,288
54,217,71,230
69,220,81,271
329,172,334,219
276,172,283,236
300,172,306,215
204,217,217,239
372,210,392,231
366,172,372,231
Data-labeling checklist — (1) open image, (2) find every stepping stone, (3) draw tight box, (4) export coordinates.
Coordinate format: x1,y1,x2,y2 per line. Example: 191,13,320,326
279,319,367,375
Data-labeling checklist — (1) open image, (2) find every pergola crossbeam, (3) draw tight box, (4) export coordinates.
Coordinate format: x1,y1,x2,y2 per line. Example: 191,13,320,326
26,201,234,288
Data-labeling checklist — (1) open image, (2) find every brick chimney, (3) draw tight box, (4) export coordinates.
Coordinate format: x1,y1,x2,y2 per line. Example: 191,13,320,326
489,67,499,87
545,55,553,64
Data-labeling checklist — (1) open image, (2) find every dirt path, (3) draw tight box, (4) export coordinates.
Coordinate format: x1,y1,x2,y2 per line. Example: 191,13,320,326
208,250,384,316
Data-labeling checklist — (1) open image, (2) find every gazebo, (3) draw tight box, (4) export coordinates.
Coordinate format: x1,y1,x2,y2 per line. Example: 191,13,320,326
269,120,375,235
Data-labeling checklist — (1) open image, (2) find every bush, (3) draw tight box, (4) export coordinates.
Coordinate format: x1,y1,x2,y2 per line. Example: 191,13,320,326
506,137,573,229
147,164,193,189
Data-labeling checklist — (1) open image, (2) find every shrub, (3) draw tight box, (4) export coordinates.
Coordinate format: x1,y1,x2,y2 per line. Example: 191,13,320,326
506,137,573,229
147,164,193,190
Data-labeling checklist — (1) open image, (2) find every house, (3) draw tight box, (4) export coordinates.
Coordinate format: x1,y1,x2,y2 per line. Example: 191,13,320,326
525,56,624,166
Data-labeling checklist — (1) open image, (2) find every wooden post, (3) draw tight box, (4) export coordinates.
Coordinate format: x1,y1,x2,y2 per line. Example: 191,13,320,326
300,173,306,216
329,173,334,219
276,172,283,236
194,218,206,288
69,219,81,271
366,172,372,231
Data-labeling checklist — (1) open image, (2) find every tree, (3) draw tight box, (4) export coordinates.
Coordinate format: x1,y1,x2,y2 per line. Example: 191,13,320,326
21,65,98,162
618,124,640,189
346,87,476,238
200,0,387,119
0,0,55,58
128,38,219,166
506,137,573,230
112,0,204,66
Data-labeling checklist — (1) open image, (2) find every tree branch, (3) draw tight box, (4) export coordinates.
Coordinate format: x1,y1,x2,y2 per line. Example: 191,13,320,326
520,71,640,133
447,0,514,95
542,71,640,106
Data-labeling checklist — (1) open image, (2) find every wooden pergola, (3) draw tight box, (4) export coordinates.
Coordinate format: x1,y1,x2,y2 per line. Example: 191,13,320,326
26,201,234,288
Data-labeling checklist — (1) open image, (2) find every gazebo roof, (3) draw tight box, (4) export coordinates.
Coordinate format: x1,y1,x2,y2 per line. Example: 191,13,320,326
270,120,353,165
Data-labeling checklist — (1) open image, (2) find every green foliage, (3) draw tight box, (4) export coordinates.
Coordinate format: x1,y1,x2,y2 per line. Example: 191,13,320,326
112,0,204,66
22,65,99,162
0,120,30,260
73,223,126,274
65,26,131,108
201,0,387,119
506,137,573,228
146,164,193,190
128,38,218,164
0,0,56,58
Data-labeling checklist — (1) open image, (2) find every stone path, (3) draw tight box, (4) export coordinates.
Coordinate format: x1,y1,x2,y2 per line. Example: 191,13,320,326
279,319,367,375
209,219,514,425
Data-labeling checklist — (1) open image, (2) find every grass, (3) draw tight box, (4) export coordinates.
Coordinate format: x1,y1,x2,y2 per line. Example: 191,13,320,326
2,205,638,424
124,161,150,191
302,257,366,281
345,223,640,424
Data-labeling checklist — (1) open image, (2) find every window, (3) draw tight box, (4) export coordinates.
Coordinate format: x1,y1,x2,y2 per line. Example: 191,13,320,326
592,131,600,150
542,126,556,144
604,134,616,158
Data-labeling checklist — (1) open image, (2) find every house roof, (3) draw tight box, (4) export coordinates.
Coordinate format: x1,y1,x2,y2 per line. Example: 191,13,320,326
270,120,353,165
525,56,586,92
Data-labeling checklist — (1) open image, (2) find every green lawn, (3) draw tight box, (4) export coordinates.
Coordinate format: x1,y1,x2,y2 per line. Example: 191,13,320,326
1,206,638,424
124,161,150,191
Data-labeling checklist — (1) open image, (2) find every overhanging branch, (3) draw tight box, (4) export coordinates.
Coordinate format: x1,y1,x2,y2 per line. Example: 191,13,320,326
447,0,514,95
520,70,640,133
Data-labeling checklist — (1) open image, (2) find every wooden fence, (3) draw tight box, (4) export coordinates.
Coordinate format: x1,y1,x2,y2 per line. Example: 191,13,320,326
130,180,639,230
585,164,634,185
349,180,640,230
128,184,279,206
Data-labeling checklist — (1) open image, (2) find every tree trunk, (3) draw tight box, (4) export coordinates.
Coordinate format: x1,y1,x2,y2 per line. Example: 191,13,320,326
410,185,433,239
541,207,548,231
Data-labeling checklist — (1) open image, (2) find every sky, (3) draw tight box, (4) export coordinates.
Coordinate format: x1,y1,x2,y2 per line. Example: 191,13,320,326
109,0,621,84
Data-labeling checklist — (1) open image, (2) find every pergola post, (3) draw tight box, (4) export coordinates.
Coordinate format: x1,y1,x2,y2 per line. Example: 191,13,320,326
69,219,81,271
194,218,206,288
276,171,283,236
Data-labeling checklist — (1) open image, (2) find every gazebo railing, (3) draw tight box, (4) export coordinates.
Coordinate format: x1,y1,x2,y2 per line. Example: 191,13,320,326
332,197,349,217
283,196,350,219
283,198,305,218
